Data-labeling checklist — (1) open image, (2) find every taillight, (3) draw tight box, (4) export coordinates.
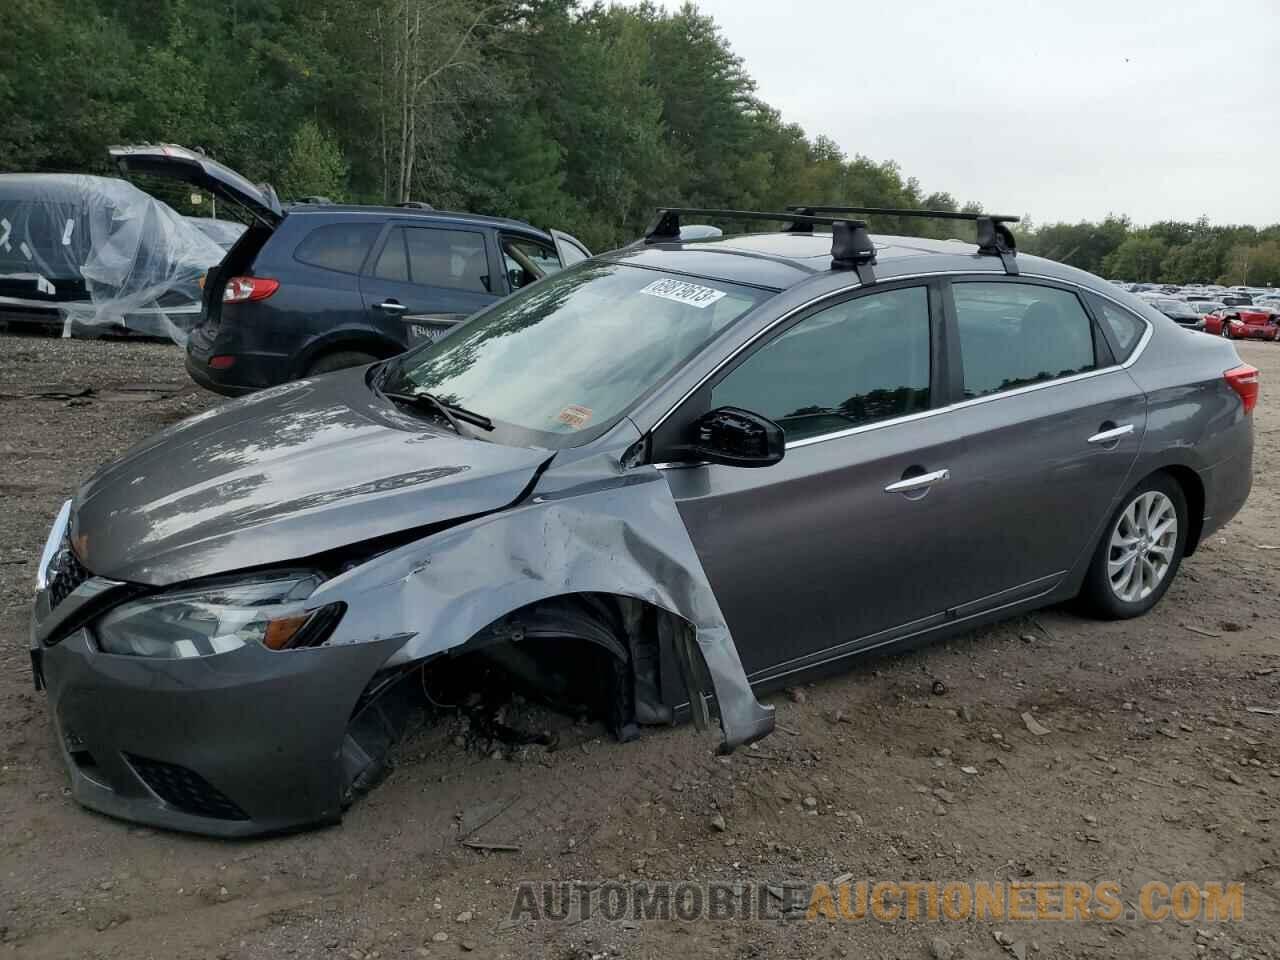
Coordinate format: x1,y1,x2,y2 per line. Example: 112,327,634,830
223,276,279,304
1225,364,1259,414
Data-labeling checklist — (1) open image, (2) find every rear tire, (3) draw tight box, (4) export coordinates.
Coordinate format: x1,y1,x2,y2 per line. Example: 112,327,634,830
1221,323,1232,339
1078,473,1188,620
306,350,379,377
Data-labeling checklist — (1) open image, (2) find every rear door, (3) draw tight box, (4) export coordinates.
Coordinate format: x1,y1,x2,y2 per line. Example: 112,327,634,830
926,277,1149,613
360,223,497,347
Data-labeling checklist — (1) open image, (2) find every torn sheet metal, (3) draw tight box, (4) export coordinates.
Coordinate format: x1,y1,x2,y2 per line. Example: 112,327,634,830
309,453,775,751
0,174,225,342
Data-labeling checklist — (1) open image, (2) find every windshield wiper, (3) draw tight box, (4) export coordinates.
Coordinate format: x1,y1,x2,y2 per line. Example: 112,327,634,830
381,389,494,432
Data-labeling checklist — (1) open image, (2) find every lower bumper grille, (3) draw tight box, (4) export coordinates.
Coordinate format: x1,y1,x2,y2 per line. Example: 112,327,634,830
125,753,249,821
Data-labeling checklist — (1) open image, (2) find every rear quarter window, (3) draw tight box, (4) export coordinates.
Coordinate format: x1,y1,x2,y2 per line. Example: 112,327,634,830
1087,293,1148,361
293,222,380,274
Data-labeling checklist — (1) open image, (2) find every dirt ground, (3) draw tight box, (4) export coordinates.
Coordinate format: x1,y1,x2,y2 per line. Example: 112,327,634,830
1,331,1278,960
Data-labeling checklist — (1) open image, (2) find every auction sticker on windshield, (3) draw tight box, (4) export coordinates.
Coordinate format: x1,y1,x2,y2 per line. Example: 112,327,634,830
640,278,727,309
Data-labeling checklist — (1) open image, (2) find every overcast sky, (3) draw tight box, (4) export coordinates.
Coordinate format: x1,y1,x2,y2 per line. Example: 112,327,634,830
631,0,1279,227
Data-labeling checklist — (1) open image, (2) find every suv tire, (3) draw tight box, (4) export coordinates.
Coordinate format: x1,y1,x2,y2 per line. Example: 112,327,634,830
307,350,379,377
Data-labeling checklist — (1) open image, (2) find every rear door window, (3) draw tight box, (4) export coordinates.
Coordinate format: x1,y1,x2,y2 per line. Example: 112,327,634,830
952,282,1097,398
711,286,932,442
293,222,380,274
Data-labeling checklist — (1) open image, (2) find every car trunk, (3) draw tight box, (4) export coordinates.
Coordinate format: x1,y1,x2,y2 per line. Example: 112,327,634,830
109,145,286,344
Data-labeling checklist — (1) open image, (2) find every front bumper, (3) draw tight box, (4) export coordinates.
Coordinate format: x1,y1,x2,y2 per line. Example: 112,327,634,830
33,600,409,836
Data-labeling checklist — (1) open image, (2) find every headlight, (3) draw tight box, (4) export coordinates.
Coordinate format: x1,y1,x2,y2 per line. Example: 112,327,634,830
94,572,342,658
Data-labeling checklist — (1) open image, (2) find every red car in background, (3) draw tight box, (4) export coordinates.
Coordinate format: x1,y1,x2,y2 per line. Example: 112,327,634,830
1203,305,1280,341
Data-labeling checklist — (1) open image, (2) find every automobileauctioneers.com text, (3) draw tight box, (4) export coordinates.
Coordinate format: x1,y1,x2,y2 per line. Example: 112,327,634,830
510,879,1245,924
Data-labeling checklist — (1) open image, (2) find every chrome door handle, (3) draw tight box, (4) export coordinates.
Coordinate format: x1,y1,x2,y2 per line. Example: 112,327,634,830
376,300,408,313
884,468,950,493
1087,424,1134,444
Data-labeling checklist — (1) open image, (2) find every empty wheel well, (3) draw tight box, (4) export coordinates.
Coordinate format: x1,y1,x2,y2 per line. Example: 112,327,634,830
340,594,695,804
440,593,691,740
1155,465,1205,556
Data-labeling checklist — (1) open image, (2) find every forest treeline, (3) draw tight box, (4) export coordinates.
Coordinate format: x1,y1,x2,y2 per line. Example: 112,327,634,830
4,0,1277,283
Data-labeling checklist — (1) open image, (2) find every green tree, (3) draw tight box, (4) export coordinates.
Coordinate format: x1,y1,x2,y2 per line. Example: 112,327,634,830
1103,234,1169,281
278,120,348,201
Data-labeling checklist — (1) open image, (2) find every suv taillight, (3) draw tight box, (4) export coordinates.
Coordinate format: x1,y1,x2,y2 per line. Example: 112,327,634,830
223,276,279,304
1225,364,1259,414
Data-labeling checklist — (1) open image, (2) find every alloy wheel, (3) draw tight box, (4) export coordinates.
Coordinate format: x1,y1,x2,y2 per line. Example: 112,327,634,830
1107,491,1178,603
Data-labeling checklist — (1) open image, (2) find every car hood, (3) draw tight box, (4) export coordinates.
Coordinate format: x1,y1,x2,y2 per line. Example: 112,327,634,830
71,369,552,586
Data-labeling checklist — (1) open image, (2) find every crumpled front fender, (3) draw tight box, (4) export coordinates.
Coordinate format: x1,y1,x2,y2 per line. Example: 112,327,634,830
309,464,774,750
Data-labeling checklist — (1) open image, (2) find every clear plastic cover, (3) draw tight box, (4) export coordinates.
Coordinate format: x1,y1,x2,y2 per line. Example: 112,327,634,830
0,174,227,343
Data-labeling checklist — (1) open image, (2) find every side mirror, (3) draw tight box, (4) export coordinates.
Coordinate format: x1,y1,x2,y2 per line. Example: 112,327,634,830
685,406,785,468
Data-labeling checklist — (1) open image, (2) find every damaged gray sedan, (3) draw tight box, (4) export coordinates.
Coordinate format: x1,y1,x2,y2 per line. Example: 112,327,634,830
30,207,1255,836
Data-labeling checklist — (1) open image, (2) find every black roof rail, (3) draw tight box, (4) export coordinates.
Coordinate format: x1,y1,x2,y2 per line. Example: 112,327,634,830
397,200,434,210
787,205,1021,275
643,207,878,285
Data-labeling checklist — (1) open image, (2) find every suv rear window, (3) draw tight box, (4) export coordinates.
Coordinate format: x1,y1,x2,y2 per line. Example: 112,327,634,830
293,223,380,274
294,222,378,273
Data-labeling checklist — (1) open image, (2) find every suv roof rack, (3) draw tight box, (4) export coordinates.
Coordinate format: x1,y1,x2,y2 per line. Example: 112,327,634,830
643,207,879,285
787,205,1021,275
397,200,434,210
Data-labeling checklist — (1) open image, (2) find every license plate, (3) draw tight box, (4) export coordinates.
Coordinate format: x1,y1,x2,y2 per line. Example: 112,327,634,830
409,322,455,343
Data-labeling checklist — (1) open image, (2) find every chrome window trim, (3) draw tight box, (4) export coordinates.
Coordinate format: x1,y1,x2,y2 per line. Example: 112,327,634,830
649,269,1154,455
784,364,1134,449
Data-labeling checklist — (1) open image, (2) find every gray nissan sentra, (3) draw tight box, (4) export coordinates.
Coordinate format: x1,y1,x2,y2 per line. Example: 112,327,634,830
29,207,1256,836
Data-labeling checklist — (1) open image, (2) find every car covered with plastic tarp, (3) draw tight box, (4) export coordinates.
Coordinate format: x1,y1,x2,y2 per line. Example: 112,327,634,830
0,174,226,341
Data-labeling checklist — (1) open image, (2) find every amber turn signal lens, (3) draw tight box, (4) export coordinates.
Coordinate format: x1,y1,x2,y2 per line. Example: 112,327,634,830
262,614,313,650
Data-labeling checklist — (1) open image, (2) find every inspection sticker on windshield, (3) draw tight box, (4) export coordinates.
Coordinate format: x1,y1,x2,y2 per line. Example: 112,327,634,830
639,278,727,309
556,404,593,429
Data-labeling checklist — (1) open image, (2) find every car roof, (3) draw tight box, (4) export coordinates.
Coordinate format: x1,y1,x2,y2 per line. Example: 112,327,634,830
283,203,551,239
604,231,1097,293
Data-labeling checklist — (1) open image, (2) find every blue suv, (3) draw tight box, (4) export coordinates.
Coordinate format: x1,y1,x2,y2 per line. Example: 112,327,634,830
111,145,590,396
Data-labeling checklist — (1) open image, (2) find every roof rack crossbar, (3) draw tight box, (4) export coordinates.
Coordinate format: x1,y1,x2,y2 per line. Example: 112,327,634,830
787,204,1019,224
643,207,878,284
644,207,862,243
788,204,1021,276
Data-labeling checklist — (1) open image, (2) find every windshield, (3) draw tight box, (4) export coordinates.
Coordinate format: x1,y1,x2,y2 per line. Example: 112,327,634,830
384,261,773,443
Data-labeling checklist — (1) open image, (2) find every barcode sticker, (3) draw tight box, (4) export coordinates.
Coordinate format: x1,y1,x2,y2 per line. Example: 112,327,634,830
639,278,727,309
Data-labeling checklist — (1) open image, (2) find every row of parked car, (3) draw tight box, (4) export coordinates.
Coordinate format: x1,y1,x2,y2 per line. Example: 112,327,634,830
0,145,593,394
1110,280,1280,342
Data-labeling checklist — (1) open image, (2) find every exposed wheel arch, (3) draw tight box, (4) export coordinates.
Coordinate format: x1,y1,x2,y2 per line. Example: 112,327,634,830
1154,465,1205,556
445,592,706,741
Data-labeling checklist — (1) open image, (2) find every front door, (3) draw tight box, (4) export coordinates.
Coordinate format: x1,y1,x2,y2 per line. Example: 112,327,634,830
660,282,956,680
